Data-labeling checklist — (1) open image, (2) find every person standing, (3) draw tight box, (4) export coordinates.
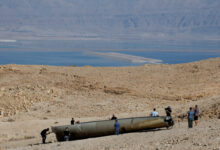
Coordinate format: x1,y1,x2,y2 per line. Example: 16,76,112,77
111,114,117,120
114,119,120,135
71,118,75,125
41,128,50,144
194,105,199,126
164,106,174,126
165,106,172,117
151,108,159,117
187,107,194,128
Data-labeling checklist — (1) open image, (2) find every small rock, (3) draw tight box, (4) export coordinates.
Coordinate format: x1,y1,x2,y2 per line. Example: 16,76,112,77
47,89,54,94
43,117,48,120
26,85,31,89
0,87,5,91
183,137,189,140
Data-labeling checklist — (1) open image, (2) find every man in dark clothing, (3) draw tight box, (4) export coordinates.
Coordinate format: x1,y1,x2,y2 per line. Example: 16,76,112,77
41,128,50,144
194,105,199,126
165,106,172,117
111,114,117,120
64,127,70,141
71,118,75,125
164,106,174,126
114,119,120,135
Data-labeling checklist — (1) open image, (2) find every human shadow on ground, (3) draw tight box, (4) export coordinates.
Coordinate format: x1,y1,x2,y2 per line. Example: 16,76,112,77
28,141,52,146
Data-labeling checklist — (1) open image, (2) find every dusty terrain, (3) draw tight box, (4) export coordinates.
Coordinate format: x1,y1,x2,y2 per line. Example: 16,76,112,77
0,58,220,150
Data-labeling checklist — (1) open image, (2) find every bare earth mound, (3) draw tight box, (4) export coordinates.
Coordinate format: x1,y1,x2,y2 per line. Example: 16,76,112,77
0,58,220,150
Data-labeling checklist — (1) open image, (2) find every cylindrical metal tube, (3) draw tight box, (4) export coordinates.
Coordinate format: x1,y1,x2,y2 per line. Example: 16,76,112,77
52,116,172,141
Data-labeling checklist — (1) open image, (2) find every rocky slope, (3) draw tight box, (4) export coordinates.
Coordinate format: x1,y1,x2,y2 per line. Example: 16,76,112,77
0,58,219,119
0,58,220,150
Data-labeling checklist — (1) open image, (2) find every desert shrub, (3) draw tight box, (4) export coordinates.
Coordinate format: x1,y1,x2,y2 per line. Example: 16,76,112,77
7,118,15,122
43,117,48,120
24,136,35,139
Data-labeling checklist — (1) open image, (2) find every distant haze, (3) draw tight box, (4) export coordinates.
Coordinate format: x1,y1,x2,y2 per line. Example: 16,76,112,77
0,0,220,40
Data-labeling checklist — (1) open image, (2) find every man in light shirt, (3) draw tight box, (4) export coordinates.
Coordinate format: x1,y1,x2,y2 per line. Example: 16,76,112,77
151,108,159,117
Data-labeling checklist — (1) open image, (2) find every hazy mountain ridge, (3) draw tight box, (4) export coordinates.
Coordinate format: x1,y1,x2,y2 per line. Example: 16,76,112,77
0,0,220,40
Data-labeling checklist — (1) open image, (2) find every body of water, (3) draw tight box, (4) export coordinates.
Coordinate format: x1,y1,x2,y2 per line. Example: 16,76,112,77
0,39,219,66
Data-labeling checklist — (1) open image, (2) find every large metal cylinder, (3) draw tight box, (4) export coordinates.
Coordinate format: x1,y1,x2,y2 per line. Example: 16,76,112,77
52,116,172,141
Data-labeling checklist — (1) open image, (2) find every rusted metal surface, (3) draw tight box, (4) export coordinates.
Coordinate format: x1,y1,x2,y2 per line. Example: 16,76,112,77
52,116,172,141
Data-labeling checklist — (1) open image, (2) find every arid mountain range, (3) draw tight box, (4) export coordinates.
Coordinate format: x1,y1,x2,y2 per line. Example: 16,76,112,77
0,0,220,40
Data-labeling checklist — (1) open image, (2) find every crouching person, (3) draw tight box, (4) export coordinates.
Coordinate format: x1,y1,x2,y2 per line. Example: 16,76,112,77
64,127,70,141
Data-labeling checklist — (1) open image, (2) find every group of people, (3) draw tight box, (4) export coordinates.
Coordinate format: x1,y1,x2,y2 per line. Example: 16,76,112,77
40,128,71,144
40,109,171,144
71,118,80,125
40,105,199,144
150,106,172,117
150,105,199,128
41,128,71,144
187,105,199,128
110,114,120,135
40,118,77,144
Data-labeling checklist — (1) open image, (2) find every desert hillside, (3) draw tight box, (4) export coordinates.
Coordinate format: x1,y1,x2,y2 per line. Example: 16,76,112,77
0,58,220,118
0,58,220,150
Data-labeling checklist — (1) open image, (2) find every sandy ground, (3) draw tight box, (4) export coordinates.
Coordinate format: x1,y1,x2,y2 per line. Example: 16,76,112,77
4,119,220,150
0,58,220,150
